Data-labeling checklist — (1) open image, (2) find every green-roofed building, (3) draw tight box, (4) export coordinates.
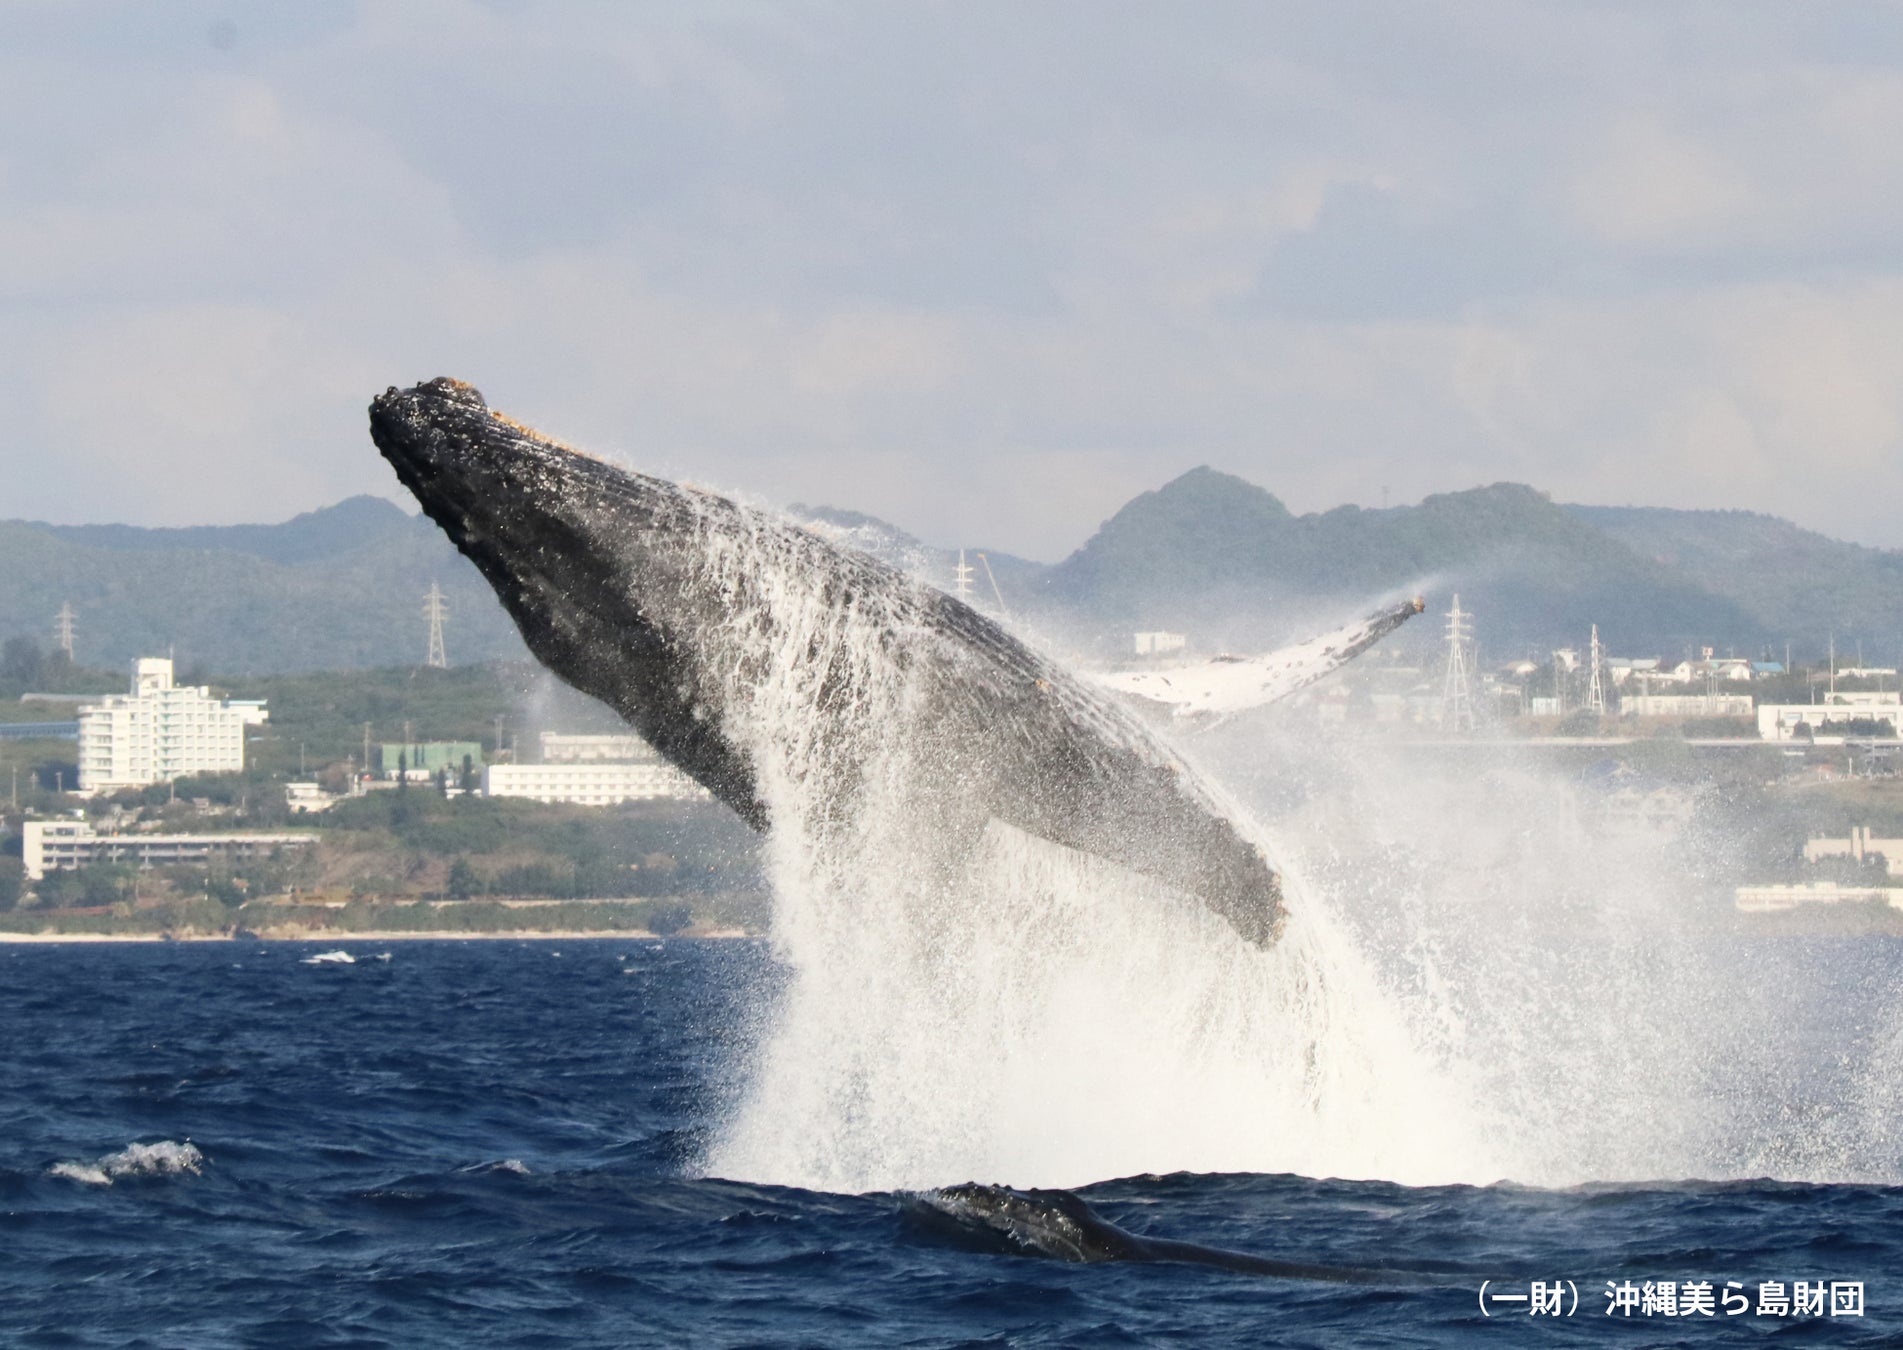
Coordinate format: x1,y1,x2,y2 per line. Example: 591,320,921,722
378,741,483,779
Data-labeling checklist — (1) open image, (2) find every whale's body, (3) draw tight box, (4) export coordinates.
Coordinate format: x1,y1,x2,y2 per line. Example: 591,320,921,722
370,378,1284,946
905,1184,1433,1284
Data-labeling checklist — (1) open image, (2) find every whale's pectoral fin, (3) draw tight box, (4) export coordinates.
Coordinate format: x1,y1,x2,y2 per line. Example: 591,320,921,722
1090,595,1426,728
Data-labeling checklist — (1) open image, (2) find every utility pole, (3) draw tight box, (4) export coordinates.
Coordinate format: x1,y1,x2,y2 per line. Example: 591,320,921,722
363,723,372,780
424,582,449,669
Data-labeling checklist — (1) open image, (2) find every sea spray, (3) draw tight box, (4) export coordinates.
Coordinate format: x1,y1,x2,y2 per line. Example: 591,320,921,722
1215,718,1903,1188
691,527,1487,1191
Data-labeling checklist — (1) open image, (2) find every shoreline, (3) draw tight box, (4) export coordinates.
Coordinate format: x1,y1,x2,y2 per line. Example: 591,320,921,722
0,927,756,944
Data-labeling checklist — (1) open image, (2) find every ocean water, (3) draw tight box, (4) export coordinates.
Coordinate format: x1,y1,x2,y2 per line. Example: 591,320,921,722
2,938,1899,1348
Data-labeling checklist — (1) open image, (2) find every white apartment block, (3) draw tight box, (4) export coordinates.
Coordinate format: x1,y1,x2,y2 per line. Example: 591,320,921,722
22,819,314,880
77,658,269,795
483,761,708,806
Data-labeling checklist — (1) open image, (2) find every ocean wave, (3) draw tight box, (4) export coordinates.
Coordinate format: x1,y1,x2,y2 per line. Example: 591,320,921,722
51,1140,205,1186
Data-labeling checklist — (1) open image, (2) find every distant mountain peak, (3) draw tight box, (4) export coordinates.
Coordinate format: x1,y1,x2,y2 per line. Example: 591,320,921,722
27,494,419,566
1149,465,1292,515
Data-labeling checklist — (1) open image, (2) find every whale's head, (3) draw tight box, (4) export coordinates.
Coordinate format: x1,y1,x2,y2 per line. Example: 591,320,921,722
371,378,650,583
368,378,685,661
368,377,766,819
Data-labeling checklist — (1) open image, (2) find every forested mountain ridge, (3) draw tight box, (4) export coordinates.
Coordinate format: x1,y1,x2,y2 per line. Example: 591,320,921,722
5,478,1898,674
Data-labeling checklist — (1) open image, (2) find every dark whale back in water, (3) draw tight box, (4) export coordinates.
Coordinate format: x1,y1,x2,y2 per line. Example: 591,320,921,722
369,378,1286,946
905,1183,1436,1283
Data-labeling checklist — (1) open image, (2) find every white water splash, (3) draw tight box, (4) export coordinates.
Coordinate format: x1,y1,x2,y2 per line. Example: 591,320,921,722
687,528,1494,1193
52,1140,204,1186
667,505,1899,1193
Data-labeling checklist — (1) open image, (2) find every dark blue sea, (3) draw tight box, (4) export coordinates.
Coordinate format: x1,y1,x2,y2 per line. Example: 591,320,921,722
2,939,1898,1348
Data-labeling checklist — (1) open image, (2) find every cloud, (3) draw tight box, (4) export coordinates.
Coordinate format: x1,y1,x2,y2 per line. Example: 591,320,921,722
2,1,1902,560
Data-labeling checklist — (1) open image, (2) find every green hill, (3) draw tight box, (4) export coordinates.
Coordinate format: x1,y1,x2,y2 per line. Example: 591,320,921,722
1035,471,1770,656
4,477,1897,674
0,498,528,675
1567,505,1903,654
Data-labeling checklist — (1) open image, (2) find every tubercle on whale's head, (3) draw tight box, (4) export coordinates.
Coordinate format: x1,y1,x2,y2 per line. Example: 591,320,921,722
369,378,617,524
366,378,676,651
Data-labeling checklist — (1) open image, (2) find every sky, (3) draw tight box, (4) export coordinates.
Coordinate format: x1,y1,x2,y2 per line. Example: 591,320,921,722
5,1,1903,561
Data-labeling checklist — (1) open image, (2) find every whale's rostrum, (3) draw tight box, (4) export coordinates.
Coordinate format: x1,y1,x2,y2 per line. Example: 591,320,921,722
369,377,1285,946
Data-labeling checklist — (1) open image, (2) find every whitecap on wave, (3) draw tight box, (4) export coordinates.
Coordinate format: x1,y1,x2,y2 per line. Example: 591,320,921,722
461,1158,531,1175
51,1140,204,1186
302,950,355,965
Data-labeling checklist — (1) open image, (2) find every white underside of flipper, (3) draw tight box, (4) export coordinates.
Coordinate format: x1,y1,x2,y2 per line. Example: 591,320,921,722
1089,597,1425,729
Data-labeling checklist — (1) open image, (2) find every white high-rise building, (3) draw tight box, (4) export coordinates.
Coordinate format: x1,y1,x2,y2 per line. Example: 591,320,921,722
76,658,268,795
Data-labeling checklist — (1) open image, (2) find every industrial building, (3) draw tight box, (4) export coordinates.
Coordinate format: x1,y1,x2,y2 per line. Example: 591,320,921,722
376,741,483,780
76,658,268,795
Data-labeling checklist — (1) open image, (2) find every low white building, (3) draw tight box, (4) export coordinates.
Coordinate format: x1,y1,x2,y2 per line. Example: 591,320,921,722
77,659,268,795
1133,631,1187,656
483,761,708,806
539,733,658,763
1620,693,1753,718
1605,657,1660,686
1664,650,1755,683
284,782,339,814
1757,691,1903,743
1735,881,1901,913
22,819,315,880
1805,827,1903,875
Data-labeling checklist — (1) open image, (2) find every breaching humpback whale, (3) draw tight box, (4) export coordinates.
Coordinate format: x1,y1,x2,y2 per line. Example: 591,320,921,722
370,379,1394,948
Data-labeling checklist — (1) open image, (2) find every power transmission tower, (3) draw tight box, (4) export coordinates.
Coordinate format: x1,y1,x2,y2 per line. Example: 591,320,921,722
951,550,975,603
54,602,75,661
424,582,449,669
1440,594,1475,732
1586,624,1607,717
